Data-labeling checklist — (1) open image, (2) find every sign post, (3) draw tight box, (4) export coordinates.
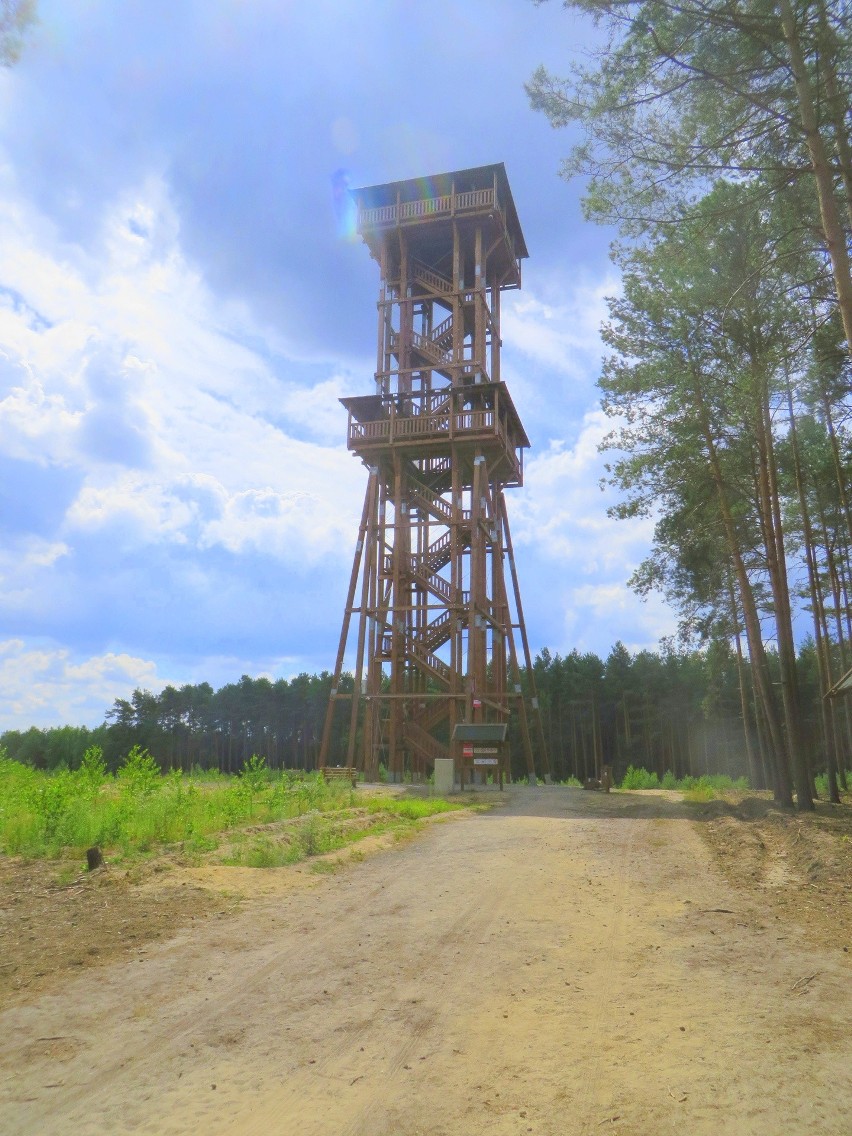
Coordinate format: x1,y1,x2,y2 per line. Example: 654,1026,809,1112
451,723,509,790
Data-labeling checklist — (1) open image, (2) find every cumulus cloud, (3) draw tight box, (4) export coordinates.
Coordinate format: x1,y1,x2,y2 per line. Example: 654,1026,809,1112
513,409,652,566
502,276,615,380
0,175,365,560
0,638,165,729
506,409,671,656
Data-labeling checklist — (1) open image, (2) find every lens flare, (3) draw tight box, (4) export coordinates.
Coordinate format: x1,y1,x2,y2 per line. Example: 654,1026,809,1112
332,168,357,240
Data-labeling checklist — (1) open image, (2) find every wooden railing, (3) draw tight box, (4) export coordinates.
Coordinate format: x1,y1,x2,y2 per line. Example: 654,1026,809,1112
408,480,471,526
410,561,453,603
349,419,391,443
454,409,494,433
412,259,452,294
348,408,501,447
455,188,493,211
378,634,452,687
430,314,454,347
393,414,450,439
403,720,450,763
422,456,451,479
404,720,451,762
388,327,452,367
411,329,451,365
423,530,452,571
422,609,453,650
407,641,452,685
409,483,453,523
359,188,495,230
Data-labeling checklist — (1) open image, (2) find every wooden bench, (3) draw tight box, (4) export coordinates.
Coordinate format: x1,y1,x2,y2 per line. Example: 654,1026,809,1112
583,766,613,793
321,766,358,787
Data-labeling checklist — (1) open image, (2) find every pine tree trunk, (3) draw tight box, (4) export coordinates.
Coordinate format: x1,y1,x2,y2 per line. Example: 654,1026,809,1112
780,0,852,352
754,390,813,809
692,376,793,804
786,380,840,800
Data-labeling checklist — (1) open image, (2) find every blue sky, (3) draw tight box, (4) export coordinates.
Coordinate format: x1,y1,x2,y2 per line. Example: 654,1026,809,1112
0,0,676,730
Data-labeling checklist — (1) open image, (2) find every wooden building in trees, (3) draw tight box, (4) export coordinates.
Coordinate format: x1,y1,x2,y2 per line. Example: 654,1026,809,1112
319,165,548,782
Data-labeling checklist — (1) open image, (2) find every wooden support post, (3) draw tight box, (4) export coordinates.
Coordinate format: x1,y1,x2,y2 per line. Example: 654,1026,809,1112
499,492,551,781
345,469,380,769
319,469,377,769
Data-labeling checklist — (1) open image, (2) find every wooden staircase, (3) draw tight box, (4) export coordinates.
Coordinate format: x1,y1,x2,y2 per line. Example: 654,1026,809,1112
403,719,450,764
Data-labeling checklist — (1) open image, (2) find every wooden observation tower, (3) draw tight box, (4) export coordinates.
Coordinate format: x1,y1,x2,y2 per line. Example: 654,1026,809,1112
319,164,549,783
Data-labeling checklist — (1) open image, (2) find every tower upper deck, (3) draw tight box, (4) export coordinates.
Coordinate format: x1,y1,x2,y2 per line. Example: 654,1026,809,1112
352,163,528,290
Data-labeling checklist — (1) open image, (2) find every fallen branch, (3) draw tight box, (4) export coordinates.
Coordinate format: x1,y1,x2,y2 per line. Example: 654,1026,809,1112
791,972,819,992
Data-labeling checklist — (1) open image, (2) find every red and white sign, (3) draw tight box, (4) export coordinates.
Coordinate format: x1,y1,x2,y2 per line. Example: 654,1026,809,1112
462,744,474,757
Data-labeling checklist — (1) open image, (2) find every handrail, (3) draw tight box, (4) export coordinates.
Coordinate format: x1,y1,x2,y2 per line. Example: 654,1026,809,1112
348,408,499,448
422,609,452,650
424,530,451,569
430,314,454,346
411,329,451,364
423,456,451,479
349,419,390,442
359,188,495,230
410,560,453,603
412,259,452,294
379,630,451,685
403,720,450,762
409,484,452,523
408,639,451,683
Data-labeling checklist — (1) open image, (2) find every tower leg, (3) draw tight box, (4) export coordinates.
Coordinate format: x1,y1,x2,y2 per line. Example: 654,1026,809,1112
494,534,537,783
499,493,551,782
347,471,381,770
319,470,377,769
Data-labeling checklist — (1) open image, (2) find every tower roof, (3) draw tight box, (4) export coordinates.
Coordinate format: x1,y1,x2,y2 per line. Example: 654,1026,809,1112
351,163,528,260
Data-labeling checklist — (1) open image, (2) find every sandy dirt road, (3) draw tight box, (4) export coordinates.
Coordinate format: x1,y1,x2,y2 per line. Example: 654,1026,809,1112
1,787,850,1136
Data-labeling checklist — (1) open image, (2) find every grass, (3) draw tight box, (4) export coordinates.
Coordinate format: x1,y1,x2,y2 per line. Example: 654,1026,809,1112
644,769,851,803
222,795,470,869
0,748,474,864
619,765,750,799
814,770,852,798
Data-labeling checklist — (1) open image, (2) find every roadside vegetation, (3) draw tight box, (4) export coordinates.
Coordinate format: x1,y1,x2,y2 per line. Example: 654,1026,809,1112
616,765,851,803
619,766,749,800
0,746,471,865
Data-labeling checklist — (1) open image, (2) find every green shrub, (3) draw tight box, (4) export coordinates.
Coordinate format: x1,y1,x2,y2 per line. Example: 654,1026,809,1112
811,771,851,798
239,754,268,793
620,767,750,795
76,746,108,794
117,746,161,795
621,765,660,790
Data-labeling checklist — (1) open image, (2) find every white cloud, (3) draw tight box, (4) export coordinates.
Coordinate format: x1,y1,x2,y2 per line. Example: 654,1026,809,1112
565,584,678,652
0,371,84,464
0,173,366,565
501,272,617,380
513,409,652,570
0,639,165,729
506,408,674,656
0,536,71,607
